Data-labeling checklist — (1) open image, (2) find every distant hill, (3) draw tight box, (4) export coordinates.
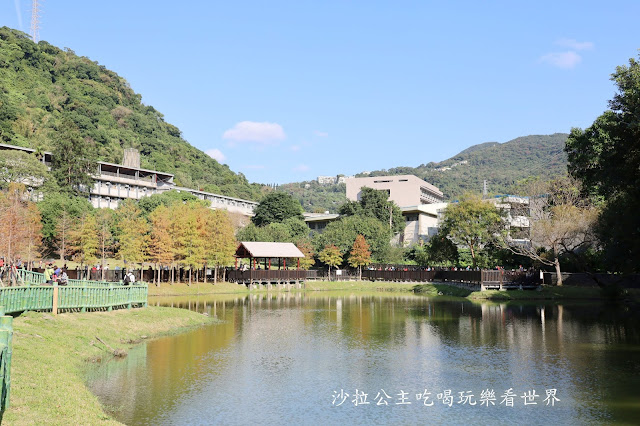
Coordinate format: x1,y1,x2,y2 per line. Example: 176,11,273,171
281,133,569,212
0,27,263,200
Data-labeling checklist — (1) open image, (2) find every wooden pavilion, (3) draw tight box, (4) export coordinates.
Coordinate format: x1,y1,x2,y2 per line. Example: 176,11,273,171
228,242,306,286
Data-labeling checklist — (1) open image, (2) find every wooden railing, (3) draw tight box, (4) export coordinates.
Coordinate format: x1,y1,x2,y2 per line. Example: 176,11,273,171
227,269,307,283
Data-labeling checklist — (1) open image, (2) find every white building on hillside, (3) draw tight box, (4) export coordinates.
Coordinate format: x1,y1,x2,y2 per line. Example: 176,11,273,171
0,143,259,216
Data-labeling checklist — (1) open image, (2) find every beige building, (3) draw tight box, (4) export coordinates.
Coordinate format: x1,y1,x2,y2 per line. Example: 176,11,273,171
399,203,448,245
345,175,444,206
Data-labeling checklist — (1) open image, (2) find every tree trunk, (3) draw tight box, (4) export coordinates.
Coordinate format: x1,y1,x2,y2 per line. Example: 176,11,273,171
469,243,477,268
188,268,192,286
358,266,362,281
214,266,218,284
554,257,563,286
171,264,174,285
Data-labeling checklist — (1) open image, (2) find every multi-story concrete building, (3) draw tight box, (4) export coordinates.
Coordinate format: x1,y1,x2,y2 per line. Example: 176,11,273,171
0,143,258,216
89,150,259,215
398,203,449,245
345,175,444,206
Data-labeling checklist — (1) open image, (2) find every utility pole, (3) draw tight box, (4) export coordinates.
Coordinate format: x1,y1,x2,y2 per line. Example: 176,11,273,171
31,0,41,43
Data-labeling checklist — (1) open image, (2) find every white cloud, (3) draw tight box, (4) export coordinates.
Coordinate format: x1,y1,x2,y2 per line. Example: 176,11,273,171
290,145,301,152
555,38,594,51
223,121,286,145
205,148,226,163
314,130,328,137
540,51,582,69
293,164,310,172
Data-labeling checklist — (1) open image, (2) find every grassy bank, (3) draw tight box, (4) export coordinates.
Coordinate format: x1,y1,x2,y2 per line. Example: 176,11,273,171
414,283,608,300
146,280,419,296
3,307,214,425
147,280,616,301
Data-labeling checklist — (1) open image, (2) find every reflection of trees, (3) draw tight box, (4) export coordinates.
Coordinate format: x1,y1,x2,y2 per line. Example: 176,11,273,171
92,293,640,424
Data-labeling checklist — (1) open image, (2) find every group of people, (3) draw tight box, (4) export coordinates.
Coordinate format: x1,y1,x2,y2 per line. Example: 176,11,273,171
44,263,68,285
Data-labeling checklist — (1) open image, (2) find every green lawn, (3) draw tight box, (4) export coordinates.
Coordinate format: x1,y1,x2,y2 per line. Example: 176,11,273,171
3,307,213,425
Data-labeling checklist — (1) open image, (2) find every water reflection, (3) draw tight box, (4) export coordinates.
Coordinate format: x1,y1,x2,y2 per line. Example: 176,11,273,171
88,293,640,425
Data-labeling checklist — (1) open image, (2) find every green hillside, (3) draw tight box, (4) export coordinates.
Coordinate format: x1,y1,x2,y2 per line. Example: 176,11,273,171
0,27,263,200
282,133,569,212
366,133,569,198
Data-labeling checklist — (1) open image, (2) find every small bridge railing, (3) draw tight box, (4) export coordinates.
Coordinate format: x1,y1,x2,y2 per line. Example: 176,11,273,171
2,271,148,315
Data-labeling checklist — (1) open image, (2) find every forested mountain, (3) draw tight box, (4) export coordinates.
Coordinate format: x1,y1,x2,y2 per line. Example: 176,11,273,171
282,134,569,212
365,133,569,198
0,27,263,200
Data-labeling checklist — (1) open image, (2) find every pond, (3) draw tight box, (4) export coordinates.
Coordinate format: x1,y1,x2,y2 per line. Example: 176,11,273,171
87,292,640,425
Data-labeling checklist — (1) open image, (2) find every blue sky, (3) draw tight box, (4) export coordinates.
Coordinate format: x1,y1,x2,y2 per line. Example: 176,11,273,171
3,1,639,184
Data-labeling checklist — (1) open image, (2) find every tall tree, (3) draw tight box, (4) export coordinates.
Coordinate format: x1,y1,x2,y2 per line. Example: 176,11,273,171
313,215,391,263
23,203,43,271
148,204,174,285
0,184,42,271
500,177,598,286
413,231,459,266
68,211,99,272
348,235,372,280
0,150,48,189
38,192,92,258
251,192,304,226
95,208,115,280
170,202,207,285
565,54,640,273
205,209,237,283
339,187,405,234
440,194,504,268
296,240,315,270
318,245,343,278
115,200,149,271
50,120,97,194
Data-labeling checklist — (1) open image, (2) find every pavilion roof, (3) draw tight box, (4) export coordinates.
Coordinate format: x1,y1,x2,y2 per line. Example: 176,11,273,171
235,242,305,258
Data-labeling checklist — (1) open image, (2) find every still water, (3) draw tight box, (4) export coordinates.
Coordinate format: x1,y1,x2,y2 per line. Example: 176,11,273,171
87,292,640,425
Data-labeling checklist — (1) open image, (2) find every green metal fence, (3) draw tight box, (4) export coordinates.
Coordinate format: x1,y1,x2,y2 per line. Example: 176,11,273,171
0,308,13,413
2,270,148,315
